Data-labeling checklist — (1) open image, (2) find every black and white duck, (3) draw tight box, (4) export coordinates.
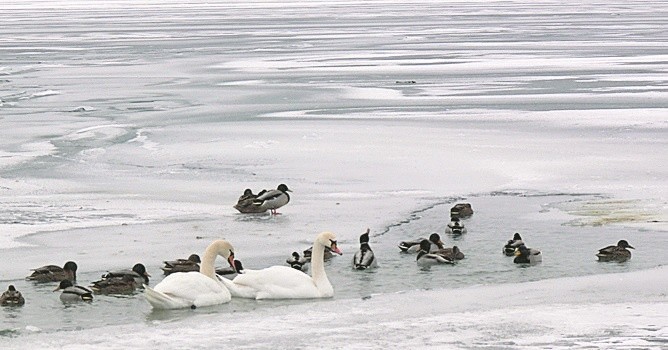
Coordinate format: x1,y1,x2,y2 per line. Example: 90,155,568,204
399,233,444,253
596,240,634,262
54,280,93,302
503,233,524,256
27,261,78,283
445,217,467,234
286,252,308,271
353,228,378,270
0,285,25,306
416,239,455,267
513,244,542,264
253,184,292,215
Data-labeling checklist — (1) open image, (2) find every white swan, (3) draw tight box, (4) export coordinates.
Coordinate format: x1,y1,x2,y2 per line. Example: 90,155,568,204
220,231,341,299
144,240,236,309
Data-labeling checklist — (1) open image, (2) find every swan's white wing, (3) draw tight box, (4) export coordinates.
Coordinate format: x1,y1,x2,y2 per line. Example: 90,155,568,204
231,266,319,299
145,272,231,309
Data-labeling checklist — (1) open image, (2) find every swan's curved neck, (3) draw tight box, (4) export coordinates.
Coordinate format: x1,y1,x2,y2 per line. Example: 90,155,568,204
310,240,332,295
200,242,227,279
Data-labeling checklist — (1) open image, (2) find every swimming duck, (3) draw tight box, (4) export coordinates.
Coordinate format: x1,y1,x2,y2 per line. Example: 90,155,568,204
161,254,201,275
102,263,151,285
353,228,378,270
0,285,25,306
399,233,444,253
286,252,308,271
90,275,139,295
450,203,473,219
513,244,542,264
416,239,454,267
234,188,267,214
216,259,245,279
503,233,524,256
434,245,465,260
90,263,151,294
303,245,335,262
253,184,292,214
445,215,467,234
596,240,634,262
54,280,93,302
27,261,78,282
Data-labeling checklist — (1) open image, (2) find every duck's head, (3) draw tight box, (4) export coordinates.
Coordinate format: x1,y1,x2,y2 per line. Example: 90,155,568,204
63,261,78,272
359,228,370,244
188,254,202,263
132,263,151,282
7,285,17,292
233,260,244,273
316,231,342,255
452,246,461,254
243,188,253,196
513,233,522,240
277,184,292,192
515,245,529,257
617,240,634,249
429,233,444,247
292,252,300,259
418,239,432,253
54,280,74,292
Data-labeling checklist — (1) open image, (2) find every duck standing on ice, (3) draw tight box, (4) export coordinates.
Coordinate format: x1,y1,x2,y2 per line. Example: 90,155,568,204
253,184,292,215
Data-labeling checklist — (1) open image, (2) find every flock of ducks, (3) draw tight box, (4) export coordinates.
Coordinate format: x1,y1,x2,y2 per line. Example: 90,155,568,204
1,198,638,309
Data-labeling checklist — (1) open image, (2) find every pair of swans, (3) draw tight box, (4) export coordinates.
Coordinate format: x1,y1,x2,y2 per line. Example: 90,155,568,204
144,231,341,309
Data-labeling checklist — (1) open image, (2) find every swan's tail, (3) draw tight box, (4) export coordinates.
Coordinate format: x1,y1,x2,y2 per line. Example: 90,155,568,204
144,285,190,310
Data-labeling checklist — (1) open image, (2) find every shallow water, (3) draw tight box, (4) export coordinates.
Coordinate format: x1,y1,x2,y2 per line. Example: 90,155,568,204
2,191,664,336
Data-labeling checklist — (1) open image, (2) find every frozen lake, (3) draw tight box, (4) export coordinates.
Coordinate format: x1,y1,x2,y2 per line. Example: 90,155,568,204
1,0,666,348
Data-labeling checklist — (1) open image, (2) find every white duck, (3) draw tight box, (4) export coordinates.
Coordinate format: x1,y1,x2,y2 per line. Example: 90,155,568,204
220,231,342,299
144,240,236,309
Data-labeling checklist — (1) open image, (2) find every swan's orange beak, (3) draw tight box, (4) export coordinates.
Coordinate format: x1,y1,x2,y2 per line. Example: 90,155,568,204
228,252,237,272
330,241,342,255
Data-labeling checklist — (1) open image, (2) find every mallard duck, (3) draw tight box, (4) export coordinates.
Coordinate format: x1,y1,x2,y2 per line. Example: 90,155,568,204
286,252,308,271
399,233,444,253
233,188,267,214
0,285,25,306
450,203,473,219
434,245,465,260
90,275,138,295
216,259,244,278
27,261,78,282
445,218,467,234
90,263,151,294
253,184,291,215
102,263,150,285
416,239,454,267
596,240,634,262
353,228,378,270
303,245,335,262
161,254,201,275
513,245,542,264
54,280,93,302
503,233,524,256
